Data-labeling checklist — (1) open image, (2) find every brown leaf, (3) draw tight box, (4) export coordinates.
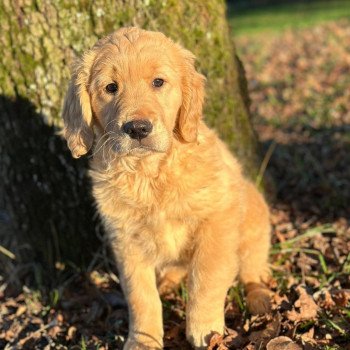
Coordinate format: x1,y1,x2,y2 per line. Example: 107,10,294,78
67,326,77,341
15,305,27,317
19,336,36,348
5,329,15,341
300,326,317,345
316,290,335,310
273,293,291,311
287,286,318,322
249,314,281,346
332,289,350,307
222,328,245,349
56,312,64,323
266,336,302,350
47,325,62,338
164,323,183,341
208,333,226,350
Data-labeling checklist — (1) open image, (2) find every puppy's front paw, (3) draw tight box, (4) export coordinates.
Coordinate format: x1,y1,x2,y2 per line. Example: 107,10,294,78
246,285,272,315
123,338,163,350
186,320,224,350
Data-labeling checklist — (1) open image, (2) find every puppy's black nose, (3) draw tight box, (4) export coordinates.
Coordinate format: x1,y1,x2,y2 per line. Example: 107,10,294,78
122,120,153,140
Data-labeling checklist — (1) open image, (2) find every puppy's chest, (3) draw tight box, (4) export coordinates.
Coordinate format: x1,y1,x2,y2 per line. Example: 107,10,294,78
98,170,189,216
122,202,194,263
94,171,196,260
148,210,194,261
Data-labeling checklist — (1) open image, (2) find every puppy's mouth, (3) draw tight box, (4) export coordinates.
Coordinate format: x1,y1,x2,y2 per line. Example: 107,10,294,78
113,139,165,155
130,143,161,153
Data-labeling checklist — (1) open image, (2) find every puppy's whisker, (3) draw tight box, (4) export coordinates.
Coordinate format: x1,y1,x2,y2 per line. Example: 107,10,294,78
92,134,116,157
94,131,114,148
107,137,119,157
105,139,113,160
94,131,116,149
104,118,119,133
102,138,113,165
108,143,116,166
91,131,115,157
92,138,110,158
103,138,118,165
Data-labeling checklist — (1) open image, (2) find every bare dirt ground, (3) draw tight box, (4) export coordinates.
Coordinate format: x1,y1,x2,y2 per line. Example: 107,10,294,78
1,20,350,350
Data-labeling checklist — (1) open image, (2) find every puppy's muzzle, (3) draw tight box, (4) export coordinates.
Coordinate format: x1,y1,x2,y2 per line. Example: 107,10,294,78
122,119,153,140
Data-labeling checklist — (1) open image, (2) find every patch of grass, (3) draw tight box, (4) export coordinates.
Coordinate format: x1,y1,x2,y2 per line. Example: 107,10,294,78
180,281,188,304
228,0,350,37
272,225,335,251
80,336,87,350
227,285,246,313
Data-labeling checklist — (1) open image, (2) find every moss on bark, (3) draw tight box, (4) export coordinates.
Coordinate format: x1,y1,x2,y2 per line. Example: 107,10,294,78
0,0,260,278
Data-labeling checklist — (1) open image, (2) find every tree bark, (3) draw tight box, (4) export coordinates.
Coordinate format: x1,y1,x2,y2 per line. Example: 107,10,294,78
0,0,259,281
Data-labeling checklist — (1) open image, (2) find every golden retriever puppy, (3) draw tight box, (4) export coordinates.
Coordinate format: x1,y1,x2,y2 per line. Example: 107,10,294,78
62,27,271,350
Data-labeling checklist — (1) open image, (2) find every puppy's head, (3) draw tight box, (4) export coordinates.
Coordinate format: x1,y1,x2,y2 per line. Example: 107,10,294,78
62,27,205,159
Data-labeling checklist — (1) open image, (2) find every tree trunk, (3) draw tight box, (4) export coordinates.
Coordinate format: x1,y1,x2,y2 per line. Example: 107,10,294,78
0,0,259,282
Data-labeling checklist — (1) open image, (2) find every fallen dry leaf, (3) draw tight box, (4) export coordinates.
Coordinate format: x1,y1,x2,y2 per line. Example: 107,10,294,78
249,314,281,347
287,286,318,322
332,289,350,307
67,325,77,340
266,336,302,350
208,332,226,350
300,326,317,346
15,304,27,317
315,290,336,310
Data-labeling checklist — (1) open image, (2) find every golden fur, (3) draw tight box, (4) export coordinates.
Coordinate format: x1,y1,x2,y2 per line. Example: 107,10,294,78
62,27,271,350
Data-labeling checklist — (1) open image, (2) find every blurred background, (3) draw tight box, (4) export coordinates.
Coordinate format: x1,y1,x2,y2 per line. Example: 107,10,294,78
0,1,349,349
228,0,350,218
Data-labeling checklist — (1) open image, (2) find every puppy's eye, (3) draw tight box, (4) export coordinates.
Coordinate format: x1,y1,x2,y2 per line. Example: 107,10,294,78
105,83,118,94
152,78,164,88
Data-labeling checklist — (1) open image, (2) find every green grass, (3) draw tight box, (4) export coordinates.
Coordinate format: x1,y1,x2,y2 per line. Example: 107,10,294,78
228,0,350,36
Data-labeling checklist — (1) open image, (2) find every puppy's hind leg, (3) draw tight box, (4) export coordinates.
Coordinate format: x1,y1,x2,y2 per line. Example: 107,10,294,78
238,183,272,315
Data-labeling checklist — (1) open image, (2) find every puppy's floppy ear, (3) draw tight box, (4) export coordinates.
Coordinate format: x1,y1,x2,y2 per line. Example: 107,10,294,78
62,51,95,158
176,49,206,143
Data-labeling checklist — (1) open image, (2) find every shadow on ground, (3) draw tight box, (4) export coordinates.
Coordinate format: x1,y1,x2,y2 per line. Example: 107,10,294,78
259,124,350,222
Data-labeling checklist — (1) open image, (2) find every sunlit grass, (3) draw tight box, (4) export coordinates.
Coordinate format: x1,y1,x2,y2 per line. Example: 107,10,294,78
228,0,350,37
